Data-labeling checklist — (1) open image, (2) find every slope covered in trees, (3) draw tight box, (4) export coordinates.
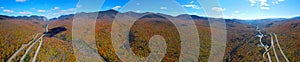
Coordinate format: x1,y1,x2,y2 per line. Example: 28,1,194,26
1,10,299,61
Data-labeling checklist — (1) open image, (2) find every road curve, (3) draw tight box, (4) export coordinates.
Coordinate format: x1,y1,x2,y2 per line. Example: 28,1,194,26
256,26,271,62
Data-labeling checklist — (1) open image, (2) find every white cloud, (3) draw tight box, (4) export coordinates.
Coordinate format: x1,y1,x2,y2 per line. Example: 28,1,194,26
57,8,75,15
234,11,240,13
212,7,226,12
112,6,121,10
260,7,270,10
48,8,76,18
259,0,269,6
232,11,246,16
59,8,74,12
272,0,284,5
249,0,256,3
251,4,255,6
37,10,46,13
3,9,14,13
182,1,201,9
16,0,26,2
182,4,201,9
19,11,32,15
53,7,60,10
160,7,167,10
278,0,284,2
136,10,141,13
249,0,257,6
189,1,195,4
249,0,283,10
232,13,246,16
272,1,279,5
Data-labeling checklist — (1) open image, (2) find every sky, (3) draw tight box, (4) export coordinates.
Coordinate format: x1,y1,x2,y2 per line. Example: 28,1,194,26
0,0,299,20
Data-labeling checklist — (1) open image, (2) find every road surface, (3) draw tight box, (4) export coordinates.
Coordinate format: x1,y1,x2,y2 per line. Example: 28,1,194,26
7,34,39,62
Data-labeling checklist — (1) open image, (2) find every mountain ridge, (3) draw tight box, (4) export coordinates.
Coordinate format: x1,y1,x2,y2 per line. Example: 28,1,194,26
2,9,300,23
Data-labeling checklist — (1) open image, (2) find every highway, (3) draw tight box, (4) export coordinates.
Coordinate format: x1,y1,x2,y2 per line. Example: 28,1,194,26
7,24,48,62
271,33,279,62
256,25,290,62
7,34,39,62
256,26,272,62
274,33,290,62
31,24,48,62
32,35,43,62
20,34,45,62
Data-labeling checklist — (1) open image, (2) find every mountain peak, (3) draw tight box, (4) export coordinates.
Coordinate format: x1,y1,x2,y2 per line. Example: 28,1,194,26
140,13,167,19
100,9,119,14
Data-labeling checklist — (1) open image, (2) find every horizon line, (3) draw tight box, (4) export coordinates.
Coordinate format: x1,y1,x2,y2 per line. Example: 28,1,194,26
1,9,299,20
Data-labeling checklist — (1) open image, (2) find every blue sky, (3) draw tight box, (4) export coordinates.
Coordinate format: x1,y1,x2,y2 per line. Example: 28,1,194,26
0,0,299,20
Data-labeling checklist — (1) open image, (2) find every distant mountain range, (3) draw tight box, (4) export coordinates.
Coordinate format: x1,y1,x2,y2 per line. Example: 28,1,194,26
0,15,48,21
1,9,300,25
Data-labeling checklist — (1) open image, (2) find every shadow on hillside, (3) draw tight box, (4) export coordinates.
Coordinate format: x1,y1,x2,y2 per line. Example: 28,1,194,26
44,26,67,37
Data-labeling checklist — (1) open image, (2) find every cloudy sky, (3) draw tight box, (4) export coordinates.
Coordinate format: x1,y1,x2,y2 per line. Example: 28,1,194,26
0,0,299,19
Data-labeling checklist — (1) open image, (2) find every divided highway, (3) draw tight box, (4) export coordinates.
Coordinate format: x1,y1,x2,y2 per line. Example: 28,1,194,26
7,24,47,62
256,26,290,62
